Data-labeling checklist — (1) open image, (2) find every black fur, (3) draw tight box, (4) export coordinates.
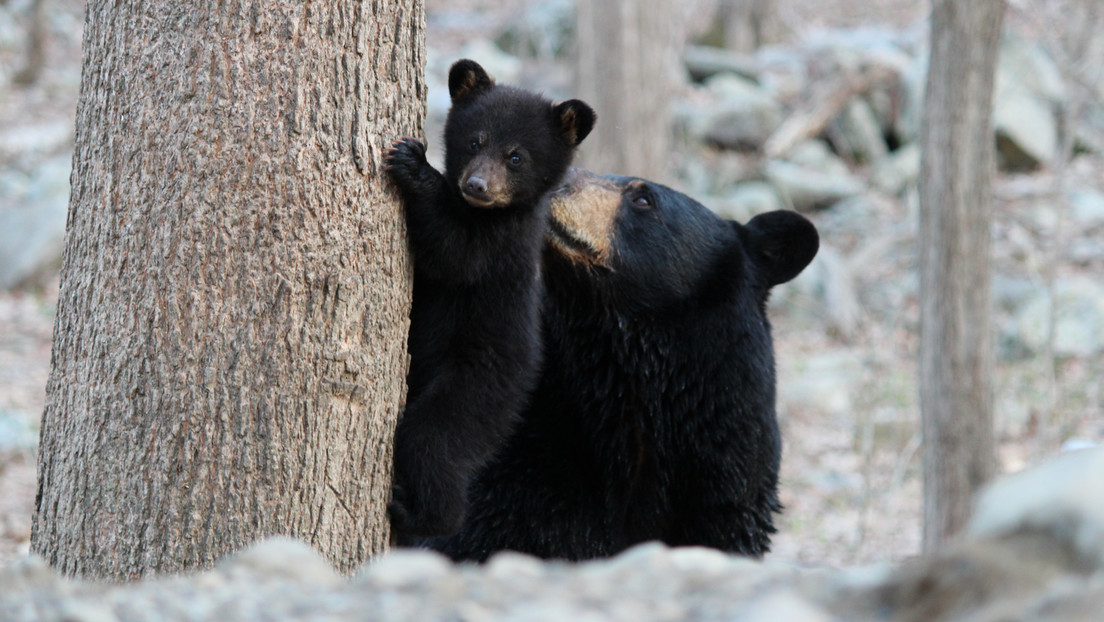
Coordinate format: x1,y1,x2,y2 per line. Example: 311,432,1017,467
384,60,595,539
426,174,819,561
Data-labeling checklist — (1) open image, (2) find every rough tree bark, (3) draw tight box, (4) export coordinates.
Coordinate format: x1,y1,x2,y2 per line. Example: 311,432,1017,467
919,0,1004,551
31,1,424,579
574,0,676,180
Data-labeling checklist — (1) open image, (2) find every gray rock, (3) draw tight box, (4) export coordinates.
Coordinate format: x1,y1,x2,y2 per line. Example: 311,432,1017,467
706,182,783,222
802,27,924,149
0,155,71,290
813,193,891,241
664,545,737,577
484,550,547,582
1021,200,1061,234
216,537,342,586
803,26,916,63
739,589,832,622
993,35,1064,172
786,139,852,176
1068,188,1104,229
997,33,1066,104
994,87,1058,171
861,46,922,142
356,547,452,589
870,143,920,195
704,150,760,193
765,159,865,212
683,45,759,83
1014,276,1104,357
832,99,888,165
1076,106,1104,155
969,447,1104,568
754,46,810,103
843,450,1104,622
1066,238,1104,264
697,74,784,151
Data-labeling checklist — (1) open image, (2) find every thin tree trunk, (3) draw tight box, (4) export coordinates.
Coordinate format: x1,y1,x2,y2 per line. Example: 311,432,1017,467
12,0,46,85
31,1,424,579
918,0,1004,551
719,0,782,53
575,0,676,180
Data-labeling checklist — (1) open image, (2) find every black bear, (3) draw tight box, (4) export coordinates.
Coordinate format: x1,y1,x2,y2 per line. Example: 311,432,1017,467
427,168,819,561
384,60,596,539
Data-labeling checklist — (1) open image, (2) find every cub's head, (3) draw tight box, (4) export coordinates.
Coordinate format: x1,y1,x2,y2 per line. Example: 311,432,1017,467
545,168,819,311
444,59,596,209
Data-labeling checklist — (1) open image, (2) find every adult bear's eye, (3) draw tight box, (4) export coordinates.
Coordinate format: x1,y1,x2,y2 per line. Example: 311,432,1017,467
468,139,480,154
508,152,523,167
632,195,652,209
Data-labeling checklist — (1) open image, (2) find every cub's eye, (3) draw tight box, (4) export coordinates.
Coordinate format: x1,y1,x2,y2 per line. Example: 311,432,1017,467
632,195,652,209
468,139,480,154
508,152,523,167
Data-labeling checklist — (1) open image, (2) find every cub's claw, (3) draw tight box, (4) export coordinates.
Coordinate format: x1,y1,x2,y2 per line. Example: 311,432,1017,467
384,137,427,175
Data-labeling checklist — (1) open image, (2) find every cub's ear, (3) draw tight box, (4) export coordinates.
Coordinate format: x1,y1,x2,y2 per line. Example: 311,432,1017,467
552,99,596,147
741,210,819,287
448,59,494,103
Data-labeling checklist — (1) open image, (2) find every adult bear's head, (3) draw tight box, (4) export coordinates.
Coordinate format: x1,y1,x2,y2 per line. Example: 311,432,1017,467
544,167,819,314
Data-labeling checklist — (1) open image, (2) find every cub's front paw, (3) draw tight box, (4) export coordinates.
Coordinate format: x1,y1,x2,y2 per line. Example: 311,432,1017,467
384,137,428,184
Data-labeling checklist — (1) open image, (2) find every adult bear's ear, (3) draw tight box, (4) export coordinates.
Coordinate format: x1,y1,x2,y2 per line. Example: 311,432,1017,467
741,211,819,287
448,59,495,103
552,99,596,147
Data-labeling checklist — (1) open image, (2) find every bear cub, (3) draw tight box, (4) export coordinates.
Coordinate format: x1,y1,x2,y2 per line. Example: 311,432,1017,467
384,59,595,539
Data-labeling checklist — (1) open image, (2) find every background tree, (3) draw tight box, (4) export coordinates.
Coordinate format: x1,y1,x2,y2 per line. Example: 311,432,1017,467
31,0,424,579
918,0,1005,550
12,0,46,85
716,0,783,53
574,0,677,180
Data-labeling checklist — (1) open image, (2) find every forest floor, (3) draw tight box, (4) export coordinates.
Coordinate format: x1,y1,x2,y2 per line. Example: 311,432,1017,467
2,0,1101,570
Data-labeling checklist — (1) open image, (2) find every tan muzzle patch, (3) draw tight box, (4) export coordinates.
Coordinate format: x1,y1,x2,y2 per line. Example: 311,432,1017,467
459,157,512,209
546,168,620,266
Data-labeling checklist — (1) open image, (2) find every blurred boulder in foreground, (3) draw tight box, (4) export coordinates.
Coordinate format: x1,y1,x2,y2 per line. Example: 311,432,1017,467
3,448,1103,621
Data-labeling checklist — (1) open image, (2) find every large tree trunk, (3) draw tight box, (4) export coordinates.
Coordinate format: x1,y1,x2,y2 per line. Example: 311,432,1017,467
31,1,424,579
918,0,1004,551
574,0,677,180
